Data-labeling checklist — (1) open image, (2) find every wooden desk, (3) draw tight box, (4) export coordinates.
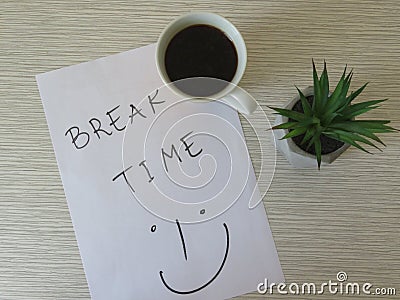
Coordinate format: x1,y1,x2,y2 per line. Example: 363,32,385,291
1,0,399,298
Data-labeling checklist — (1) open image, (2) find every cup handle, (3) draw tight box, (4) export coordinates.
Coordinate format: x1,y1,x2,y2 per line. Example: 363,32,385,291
220,87,257,115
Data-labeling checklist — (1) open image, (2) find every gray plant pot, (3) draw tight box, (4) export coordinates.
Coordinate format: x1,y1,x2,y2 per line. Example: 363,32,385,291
273,86,350,168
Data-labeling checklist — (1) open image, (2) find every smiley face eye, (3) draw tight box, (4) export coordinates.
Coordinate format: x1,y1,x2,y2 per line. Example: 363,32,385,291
150,225,157,232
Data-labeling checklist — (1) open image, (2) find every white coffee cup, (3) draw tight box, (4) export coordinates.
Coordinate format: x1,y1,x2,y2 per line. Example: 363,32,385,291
156,12,256,115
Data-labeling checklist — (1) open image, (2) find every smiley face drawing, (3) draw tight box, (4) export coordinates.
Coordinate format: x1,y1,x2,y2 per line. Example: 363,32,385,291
156,220,230,295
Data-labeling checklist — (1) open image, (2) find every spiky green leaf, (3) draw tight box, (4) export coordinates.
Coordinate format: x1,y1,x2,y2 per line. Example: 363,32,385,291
329,122,386,146
296,87,312,116
337,106,379,121
319,60,329,109
351,120,395,132
324,66,347,113
324,130,371,154
323,112,339,127
314,136,322,169
325,129,381,152
268,106,307,122
342,82,368,107
306,130,322,151
272,122,300,130
341,99,386,117
300,127,316,146
329,71,353,115
312,60,322,113
281,127,308,140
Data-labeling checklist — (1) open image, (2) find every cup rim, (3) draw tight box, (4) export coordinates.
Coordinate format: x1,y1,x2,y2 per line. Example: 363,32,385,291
155,12,247,99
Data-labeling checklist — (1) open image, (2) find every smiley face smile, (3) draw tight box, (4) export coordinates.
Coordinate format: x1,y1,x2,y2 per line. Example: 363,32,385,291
159,222,229,295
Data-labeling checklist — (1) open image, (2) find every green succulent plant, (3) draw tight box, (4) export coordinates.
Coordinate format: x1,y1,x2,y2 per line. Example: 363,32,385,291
270,60,397,169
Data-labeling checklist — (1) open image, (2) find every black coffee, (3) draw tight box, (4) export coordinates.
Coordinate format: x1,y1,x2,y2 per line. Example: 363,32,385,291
165,24,238,97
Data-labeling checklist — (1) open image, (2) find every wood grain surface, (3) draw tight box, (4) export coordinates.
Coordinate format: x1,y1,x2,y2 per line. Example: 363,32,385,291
1,0,399,299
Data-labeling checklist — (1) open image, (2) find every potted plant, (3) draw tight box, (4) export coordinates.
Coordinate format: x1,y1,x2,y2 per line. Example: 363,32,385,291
270,61,396,169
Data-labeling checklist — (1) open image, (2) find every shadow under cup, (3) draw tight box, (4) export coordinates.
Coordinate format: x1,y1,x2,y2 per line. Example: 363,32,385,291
172,77,231,98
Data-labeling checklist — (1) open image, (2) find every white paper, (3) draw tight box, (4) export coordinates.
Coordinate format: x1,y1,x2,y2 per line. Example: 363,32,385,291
36,43,284,300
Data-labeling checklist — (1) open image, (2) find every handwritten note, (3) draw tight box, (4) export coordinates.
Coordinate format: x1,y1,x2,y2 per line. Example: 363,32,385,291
36,43,284,299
